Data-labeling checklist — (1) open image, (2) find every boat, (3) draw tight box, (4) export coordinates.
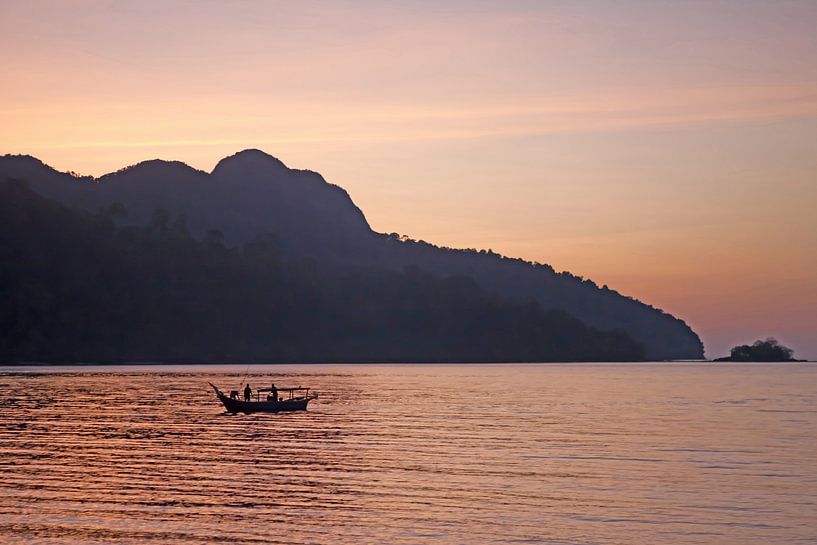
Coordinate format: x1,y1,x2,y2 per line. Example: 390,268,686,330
209,382,318,414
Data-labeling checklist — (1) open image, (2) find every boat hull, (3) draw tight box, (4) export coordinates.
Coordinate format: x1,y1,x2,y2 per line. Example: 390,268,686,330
211,386,316,414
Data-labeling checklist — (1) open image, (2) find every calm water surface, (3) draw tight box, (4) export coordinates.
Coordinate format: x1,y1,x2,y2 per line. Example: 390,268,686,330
0,363,815,544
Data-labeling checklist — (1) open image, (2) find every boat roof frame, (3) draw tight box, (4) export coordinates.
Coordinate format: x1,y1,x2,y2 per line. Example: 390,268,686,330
257,386,310,393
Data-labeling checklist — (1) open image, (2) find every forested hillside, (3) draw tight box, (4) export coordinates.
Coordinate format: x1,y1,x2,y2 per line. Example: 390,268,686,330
0,151,703,359
0,179,644,363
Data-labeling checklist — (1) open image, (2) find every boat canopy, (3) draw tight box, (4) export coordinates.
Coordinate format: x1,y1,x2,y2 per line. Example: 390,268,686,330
257,386,309,393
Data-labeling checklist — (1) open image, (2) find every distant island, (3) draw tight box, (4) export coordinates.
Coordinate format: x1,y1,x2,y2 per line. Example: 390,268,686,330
714,338,802,362
0,150,704,363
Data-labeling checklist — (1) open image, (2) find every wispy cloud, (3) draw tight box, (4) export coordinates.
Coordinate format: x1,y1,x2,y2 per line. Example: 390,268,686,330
6,85,817,153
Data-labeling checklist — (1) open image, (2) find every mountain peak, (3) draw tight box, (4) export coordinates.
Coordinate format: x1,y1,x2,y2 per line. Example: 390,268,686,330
1,153,57,174
97,158,206,183
211,149,288,176
0,153,91,182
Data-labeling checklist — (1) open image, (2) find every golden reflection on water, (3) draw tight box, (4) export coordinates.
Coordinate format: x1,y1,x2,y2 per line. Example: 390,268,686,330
0,363,816,544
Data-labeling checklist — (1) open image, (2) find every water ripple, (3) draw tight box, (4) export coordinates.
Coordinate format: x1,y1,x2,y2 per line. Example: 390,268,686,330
0,363,816,544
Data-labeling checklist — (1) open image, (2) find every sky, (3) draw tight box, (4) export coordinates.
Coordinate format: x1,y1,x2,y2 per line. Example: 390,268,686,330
1,0,816,358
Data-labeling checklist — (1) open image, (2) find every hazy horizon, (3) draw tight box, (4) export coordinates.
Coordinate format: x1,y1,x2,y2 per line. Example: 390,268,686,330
2,1,816,358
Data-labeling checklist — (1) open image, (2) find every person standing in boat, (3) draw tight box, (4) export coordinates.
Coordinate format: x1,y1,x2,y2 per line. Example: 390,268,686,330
244,383,252,402
270,383,278,402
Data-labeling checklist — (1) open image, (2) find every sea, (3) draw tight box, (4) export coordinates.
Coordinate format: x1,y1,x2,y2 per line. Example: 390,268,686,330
0,363,815,544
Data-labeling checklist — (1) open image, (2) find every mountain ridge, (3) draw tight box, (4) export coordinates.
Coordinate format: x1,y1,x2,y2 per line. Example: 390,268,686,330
0,150,704,359
0,177,645,363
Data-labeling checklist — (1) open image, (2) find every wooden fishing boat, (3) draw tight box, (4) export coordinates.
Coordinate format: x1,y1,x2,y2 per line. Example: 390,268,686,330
209,383,318,414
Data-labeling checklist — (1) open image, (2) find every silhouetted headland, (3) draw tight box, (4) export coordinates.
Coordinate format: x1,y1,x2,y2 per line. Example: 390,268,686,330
714,338,803,362
0,150,705,362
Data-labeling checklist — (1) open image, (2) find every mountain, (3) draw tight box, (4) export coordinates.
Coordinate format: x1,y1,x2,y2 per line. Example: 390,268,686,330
0,178,644,363
0,150,704,359
0,151,374,260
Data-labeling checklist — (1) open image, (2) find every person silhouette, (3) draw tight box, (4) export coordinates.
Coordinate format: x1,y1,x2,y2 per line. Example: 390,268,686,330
244,384,252,402
270,383,278,402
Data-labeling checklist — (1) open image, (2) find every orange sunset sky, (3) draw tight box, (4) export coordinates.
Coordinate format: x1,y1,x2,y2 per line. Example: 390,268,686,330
2,1,816,358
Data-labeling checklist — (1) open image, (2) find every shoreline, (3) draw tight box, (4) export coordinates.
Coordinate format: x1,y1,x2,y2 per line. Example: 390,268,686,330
1,359,813,367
